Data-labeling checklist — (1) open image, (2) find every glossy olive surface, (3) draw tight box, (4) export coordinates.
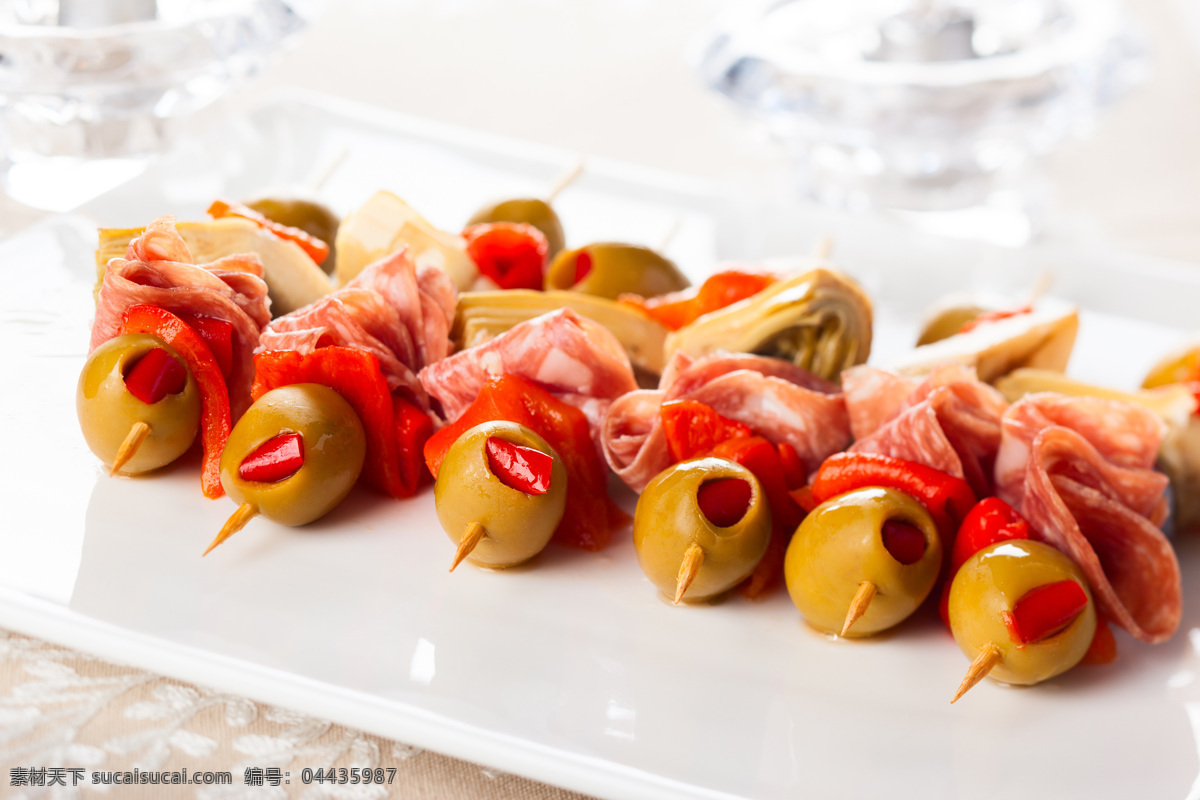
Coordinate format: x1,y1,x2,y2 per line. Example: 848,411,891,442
633,457,770,602
435,421,568,568
245,193,340,273
467,198,566,259
77,334,201,474
784,487,941,637
220,384,365,527
544,243,690,299
948,539,1096,686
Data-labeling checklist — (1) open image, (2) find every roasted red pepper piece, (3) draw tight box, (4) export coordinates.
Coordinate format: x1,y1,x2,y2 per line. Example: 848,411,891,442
178,314,234,381
697,478,752,528
939,496,1031,628
710,436,805,599
424,375,625,551
486,437,554,495
811,453,976,547
1002,580,1090,644
208,198,330,266
123,348,188,405
239,432,304,483
393,395,434,495
621,270,776,331
951,497,1030,575
1080,616,1118,665
463,222,549,291
253,347,430,499
660,399,753,462
776,442,807,491
120,304,232,499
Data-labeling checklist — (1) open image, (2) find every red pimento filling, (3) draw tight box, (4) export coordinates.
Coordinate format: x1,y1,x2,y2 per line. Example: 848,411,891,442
486,437,554,495
1002,580,1089,644
881,520,926,565
573,250,593,285
697,478,751,528
124,348,188,405
239,432,304,483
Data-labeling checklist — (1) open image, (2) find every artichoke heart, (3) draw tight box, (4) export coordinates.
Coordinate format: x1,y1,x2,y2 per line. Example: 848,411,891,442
454,290,671,377
663,267,873,383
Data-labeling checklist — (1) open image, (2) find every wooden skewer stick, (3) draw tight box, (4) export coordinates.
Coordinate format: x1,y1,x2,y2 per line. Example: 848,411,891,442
811,235,834,261
674,543,705,604
109,421,151,476
544,158,585,203
1027,269,1053,306
450,521,487,572
203,503,259,556
841,580,877,636
951,642,1003,704
657,216,682,253
306,146,350,192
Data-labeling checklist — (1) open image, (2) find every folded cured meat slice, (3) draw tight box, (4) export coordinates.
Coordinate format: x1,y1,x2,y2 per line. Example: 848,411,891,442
843,363,1009,497
91,216,271,416
602,351,850,492
257,250,457,407
419,308,638,431
994,394,1179,643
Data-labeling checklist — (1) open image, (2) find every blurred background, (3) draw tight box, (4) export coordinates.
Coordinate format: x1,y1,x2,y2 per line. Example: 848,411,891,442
2,0,1199,259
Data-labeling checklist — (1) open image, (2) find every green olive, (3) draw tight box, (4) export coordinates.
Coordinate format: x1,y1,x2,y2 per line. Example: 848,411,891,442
949,539,1096,686
915,304,987,346
220,384,365,526
245,191,340,274
467,198,566,260
77,334,200,474
544,243,690,300
435,421,568,568
632,457,770,602
784,487,942,637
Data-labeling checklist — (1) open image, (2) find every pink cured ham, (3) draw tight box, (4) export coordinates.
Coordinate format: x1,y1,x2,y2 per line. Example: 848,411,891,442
994,394,1179,643
601,351,850,492
91,216,271,417
843,363,1008,497
257,250,456,407
419,308,637,431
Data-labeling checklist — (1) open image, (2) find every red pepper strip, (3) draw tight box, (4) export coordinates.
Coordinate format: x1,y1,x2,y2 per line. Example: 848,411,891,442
124,348,188,405
1080,616,1118,665
253,347,422,499
393,395,434,496
1002,580,1089,644
777,442,807,491
812,453,976,548
939,497,1030,629
463,223,549,291
789,485,820,514
486,437,554,495
239,432,304,483
661,400,753,463
621,270,776,331
697,478,752,528
178,314,234,382
208,198,330,266
959,305,1033,334
121,304,232,499
710,436,805,599
424,375,624,551
950,497,1030,575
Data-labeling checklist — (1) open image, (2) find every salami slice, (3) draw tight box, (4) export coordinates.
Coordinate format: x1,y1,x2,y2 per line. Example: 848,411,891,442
844,363,1007,497
419,308,638,432
601,351,850,492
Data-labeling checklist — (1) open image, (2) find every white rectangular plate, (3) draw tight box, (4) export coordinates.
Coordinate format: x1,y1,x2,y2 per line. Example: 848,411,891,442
3,91,1200,800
